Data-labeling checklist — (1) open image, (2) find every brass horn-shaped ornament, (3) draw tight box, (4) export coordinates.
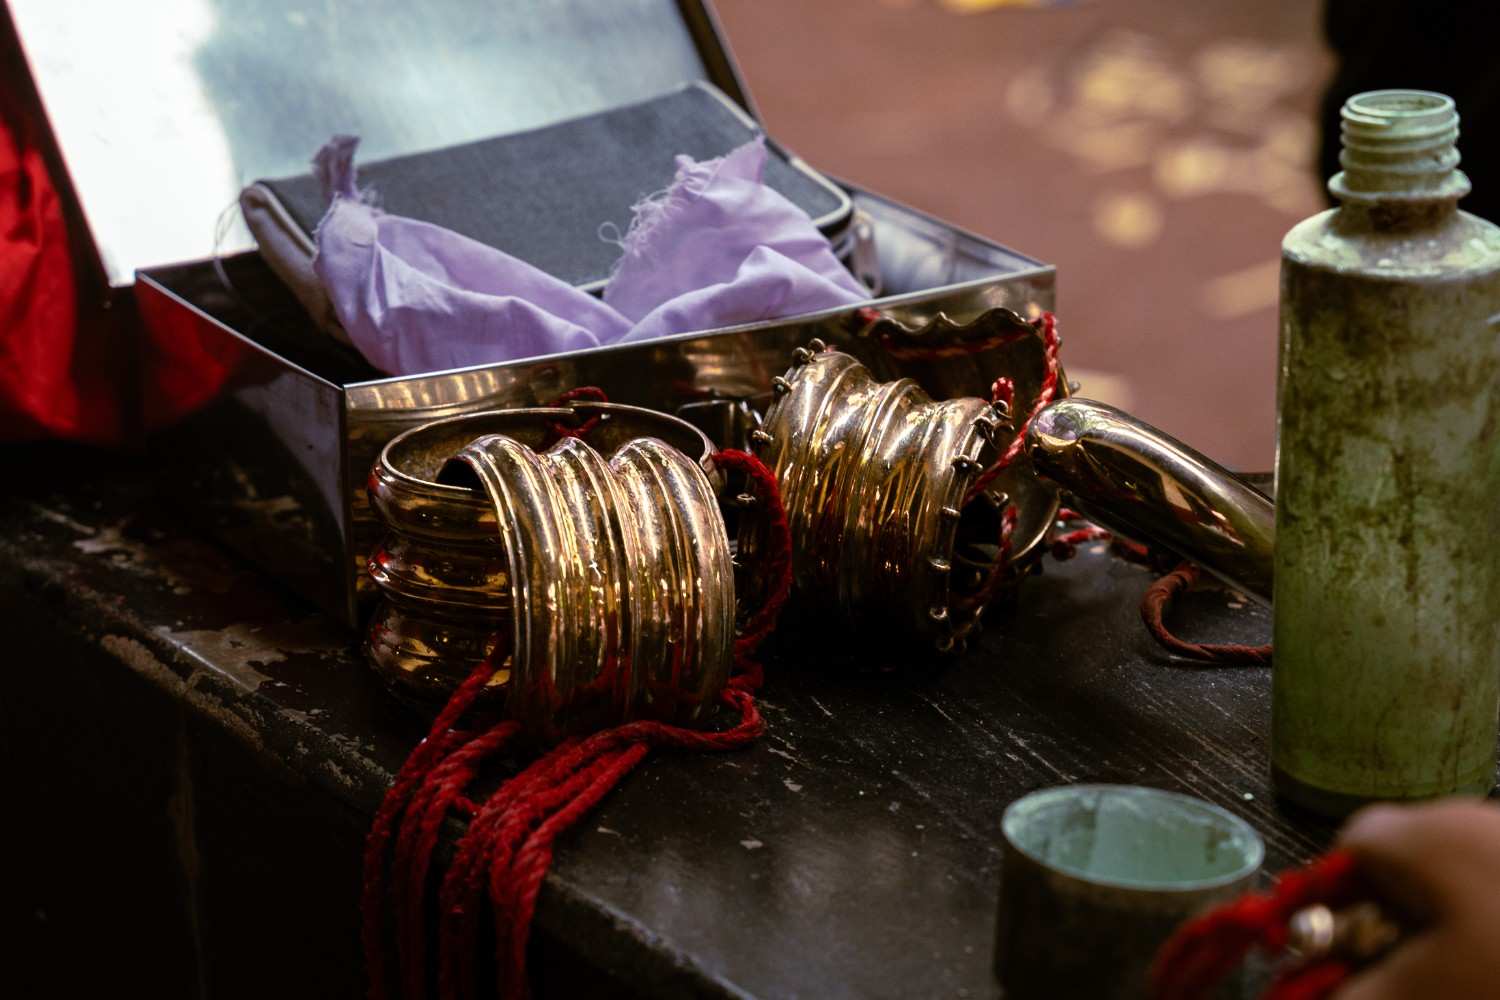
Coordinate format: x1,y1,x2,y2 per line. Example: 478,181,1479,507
365,402,735,732
749,312,1063,651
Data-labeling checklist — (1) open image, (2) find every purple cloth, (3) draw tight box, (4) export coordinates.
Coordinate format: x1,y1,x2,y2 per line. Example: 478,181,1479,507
311,136,867,375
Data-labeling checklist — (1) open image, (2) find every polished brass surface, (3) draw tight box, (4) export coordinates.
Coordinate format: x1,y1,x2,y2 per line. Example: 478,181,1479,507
1027,398,1275,603
754,328,1061,651
844,306,1069,574
365,402,727,717
448,431,733,732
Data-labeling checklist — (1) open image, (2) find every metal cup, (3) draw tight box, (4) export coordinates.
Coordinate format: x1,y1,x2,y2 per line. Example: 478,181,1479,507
995,784,1264,999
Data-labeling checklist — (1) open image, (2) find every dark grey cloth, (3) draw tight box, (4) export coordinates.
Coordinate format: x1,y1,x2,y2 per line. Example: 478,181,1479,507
259,82,850,288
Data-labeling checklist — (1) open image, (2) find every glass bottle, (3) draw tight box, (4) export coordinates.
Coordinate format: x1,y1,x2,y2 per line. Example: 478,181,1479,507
1275,90,1500,816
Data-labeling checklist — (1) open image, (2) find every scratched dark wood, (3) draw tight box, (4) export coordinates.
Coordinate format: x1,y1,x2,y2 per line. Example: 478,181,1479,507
2,443,1330,1000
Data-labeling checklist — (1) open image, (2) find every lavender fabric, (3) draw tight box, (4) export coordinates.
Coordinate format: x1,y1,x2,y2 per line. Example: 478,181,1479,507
311,136,868,375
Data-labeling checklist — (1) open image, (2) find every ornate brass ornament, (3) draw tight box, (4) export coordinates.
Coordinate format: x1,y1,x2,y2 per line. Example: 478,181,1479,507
366,402,733,731
751,319,1062,651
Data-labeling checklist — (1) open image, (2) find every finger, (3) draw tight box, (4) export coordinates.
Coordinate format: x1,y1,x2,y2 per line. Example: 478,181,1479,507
1338,801,1500,919
1338,929,1488,1000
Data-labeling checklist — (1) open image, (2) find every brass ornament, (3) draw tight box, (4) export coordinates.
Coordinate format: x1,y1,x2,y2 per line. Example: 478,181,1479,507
750,324,1061,651
366,403,733,731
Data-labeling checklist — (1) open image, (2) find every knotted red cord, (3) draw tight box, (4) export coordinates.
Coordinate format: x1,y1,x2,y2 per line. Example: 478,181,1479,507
1141,562,1272,666
1151,850,1363,1000
363,423,792,1000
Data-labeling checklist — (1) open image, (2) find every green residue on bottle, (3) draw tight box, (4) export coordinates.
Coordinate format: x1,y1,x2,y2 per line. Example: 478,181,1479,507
1274,90,1500,815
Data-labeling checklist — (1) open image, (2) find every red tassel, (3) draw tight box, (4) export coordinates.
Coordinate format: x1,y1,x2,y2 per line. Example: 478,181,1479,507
362,649,510,1000
363,426,792,1000
1151,850,1362,1000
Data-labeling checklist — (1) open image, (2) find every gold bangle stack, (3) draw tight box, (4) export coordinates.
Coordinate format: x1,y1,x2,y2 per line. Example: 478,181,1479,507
365,403,733,732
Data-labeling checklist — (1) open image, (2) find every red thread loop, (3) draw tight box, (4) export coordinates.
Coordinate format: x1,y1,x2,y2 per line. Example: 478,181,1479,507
713,447,794,689
1044,512,1261,663
954,312,1063,612
964,311,1061,506
956,503,1019,616
1151,850,1363,1000
1049,523,1112,560
545,385,609,440
1141,562,1272,666
1047,509,1151,563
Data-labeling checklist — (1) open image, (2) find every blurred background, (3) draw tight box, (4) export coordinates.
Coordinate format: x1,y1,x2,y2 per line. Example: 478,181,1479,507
718,0,1332,471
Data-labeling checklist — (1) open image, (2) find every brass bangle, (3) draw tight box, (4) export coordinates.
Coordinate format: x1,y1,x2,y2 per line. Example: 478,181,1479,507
365,403,727,722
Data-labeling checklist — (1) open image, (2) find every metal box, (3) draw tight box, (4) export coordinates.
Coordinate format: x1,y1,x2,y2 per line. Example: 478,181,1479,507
11,0,1054,625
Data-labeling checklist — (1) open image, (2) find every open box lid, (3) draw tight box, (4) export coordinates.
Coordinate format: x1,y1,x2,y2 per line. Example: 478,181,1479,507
6,0,750,290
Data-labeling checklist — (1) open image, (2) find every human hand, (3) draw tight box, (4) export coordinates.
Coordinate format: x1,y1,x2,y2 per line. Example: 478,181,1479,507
1333,798,1500,999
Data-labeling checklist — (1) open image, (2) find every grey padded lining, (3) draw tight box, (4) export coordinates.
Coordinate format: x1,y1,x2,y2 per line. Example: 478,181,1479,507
255,82,851,291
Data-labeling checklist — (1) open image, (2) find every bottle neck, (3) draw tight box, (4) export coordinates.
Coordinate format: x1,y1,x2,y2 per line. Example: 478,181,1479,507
1328,90,1469,226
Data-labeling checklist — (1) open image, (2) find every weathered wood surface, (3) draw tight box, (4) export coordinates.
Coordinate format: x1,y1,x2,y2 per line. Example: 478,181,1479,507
3,444,1325,999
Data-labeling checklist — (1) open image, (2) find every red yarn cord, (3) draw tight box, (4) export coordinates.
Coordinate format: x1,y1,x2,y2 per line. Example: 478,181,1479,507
955,505,1018,616
963,311,1061,506
363,643,507,1000
435,740,590,1000
393,719,520,1000
949,313,1061,614
366,432,791,1000
438,685,764,999
1141,562,1272,666
483,746,648,995
1049,524,1111,558
378,665,770,1000
495,742,651,996
1151,850,1362,1000
713,448,794,676
437,738,630,1000
545,385,609,440
1043,511,1153,564
1046,513,1263,664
